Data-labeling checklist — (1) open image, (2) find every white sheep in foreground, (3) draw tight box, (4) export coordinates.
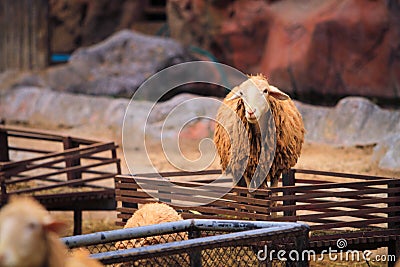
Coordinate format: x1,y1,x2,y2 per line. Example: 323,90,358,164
116,202,187,249
0,196,103,267
214,74,305,209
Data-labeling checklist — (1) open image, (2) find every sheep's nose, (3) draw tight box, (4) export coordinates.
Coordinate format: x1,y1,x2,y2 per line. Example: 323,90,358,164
247,108,256,115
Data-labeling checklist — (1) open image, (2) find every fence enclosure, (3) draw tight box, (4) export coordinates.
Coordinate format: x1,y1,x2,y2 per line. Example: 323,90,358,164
0,126,121,234
115,169,400,263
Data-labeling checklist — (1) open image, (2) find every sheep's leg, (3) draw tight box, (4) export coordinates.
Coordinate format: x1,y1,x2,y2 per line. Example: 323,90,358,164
237,176,248,188
232,177,247,214
250,181,270,218
236,176,249,197
270,176,279,218
241,176,254,199
252,181,278,218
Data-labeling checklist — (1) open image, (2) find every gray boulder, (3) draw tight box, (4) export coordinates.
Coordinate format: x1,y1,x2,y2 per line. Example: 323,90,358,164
13,30,193,98
297,97,400,147
372,135,400,172
0,87,128,128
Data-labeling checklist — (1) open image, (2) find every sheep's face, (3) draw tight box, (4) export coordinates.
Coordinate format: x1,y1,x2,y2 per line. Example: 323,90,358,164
0,197,65,267
226,77,289,124
0,215,48,267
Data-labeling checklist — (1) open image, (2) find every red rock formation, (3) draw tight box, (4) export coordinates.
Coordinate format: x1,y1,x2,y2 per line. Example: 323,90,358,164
263,0,398,99
167,0,400,100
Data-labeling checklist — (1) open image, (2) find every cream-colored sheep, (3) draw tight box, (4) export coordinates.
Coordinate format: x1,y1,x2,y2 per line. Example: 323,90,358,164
66,248,103,267
0,196,103,267
116,202,187,249
214,74,305,207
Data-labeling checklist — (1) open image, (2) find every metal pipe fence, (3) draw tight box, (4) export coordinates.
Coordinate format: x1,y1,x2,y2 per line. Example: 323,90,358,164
63,219,310,267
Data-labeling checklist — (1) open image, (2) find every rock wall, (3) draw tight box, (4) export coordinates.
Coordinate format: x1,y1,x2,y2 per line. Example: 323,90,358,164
1,87,399,171
167,0,400,100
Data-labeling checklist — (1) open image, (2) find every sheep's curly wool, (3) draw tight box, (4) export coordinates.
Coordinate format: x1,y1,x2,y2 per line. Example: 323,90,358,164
116,203,187,249
214,75,305,189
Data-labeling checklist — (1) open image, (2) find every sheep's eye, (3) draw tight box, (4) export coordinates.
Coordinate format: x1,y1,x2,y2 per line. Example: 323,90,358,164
263,89,269,94
27,222,38,230
239,91,243,96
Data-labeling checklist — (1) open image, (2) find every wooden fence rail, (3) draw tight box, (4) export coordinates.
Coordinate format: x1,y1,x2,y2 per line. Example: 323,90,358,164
115,168,400,264
0,126,121,235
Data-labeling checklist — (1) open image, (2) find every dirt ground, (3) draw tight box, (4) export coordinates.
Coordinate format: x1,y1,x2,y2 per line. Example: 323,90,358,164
14,122,398,177
140,140,399,178
5,124,399,266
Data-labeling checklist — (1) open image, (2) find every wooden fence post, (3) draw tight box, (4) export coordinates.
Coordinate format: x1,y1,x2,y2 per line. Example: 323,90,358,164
0,176,8,205
282,169,296,217
63,137,82,181
0,130,9,162
388,179,400,267
73,208,83,236
0,129,10,205
0,0,49,71
112,148,121,175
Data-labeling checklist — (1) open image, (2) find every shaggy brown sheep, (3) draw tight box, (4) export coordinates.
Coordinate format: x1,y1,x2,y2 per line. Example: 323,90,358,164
214,74,305,196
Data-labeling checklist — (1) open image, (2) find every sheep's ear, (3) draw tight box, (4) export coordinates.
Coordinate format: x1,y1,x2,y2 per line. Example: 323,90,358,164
264,85,289,100
226,93,240,101
43,217,66,234
226,87,241,101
